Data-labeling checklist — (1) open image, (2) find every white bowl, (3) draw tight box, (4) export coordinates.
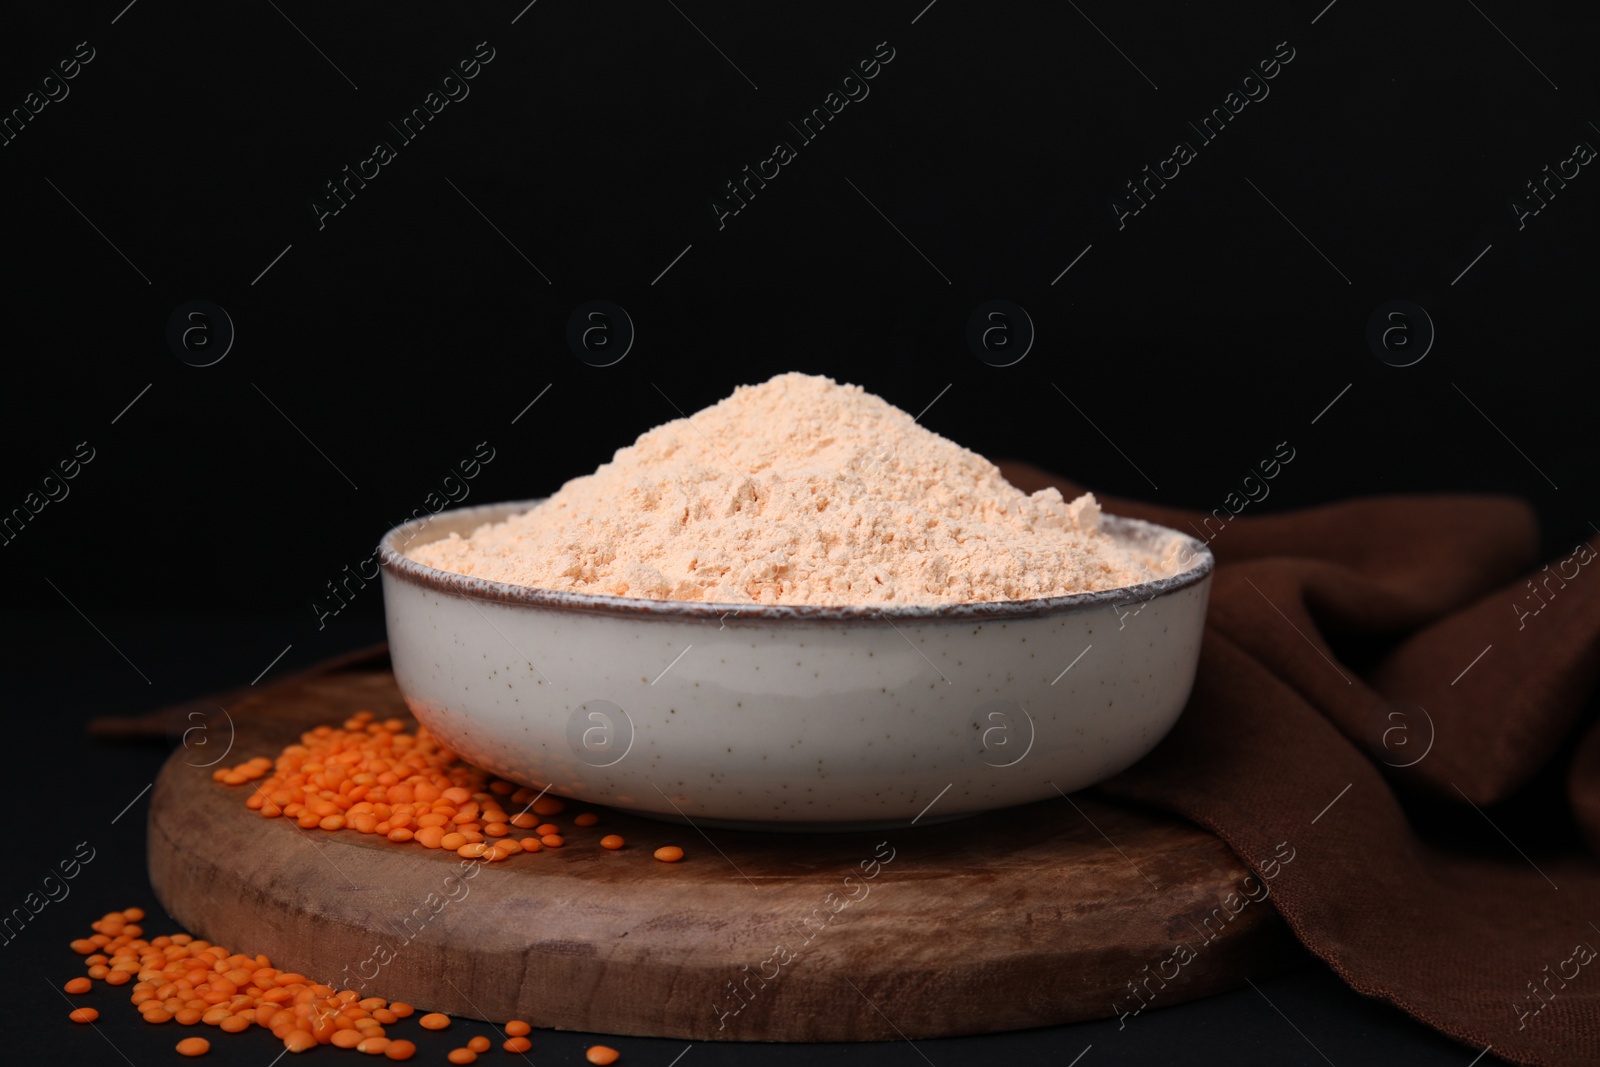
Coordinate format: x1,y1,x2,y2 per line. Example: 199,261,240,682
379,500,1212,831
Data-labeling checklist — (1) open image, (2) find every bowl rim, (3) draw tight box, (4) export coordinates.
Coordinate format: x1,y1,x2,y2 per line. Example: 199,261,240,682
378,498,1214,623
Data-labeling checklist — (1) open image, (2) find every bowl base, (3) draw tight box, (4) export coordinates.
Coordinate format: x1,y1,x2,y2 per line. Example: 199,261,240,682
610,805,975,834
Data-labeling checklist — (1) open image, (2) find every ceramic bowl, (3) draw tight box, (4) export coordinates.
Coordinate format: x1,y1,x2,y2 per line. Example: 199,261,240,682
378,500,1212,831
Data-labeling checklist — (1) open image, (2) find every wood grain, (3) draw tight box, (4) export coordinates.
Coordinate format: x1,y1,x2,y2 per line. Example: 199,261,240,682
148,649,1298,1041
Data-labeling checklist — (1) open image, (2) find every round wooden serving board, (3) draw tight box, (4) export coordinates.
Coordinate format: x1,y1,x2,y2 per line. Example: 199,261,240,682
148,649,1297,1042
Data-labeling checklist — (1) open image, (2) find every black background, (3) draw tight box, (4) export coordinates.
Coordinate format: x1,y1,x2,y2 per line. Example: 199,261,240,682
3,0,1594,1063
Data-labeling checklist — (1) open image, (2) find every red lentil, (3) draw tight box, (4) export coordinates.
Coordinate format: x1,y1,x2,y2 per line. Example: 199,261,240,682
505,1020,531,1036
601,835,625,850
211,711,670,862
59,913,440,1056
504,1036,533,1053
653,846,684,863
419,1012,451,1031
447,1050,477,1065
283,1029,317,1052
64,977,92,994
467,1035,491,1052
587,1045,621,1065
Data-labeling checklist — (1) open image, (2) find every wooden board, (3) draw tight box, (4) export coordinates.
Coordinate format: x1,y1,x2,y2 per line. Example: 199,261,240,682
147,649,1298,1042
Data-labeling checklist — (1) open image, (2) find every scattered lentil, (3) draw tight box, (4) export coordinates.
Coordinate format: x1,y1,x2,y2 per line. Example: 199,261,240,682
653,847,684,863
587,1045,621,1065
59,908,603,1060
58,913,434,1055
212,711,682,863
283,1029,317,1052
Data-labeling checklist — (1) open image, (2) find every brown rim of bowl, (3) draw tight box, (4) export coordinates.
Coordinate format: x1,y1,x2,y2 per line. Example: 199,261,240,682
378,499,1214,624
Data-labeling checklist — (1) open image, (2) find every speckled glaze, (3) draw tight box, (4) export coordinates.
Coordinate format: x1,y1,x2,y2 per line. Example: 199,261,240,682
379,500,1212,831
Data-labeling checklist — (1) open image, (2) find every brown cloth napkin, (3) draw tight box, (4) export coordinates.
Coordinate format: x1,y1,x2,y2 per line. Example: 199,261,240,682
999,462,1600,1067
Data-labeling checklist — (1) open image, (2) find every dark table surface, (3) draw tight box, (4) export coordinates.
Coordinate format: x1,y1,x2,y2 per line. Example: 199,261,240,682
1,610,1490,1066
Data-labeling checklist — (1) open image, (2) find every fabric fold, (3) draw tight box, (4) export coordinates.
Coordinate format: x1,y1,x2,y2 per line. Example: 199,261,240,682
998,461,1600,1067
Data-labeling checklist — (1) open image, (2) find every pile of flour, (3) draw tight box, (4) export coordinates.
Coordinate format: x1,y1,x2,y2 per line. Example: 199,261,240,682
409,373,1166,605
